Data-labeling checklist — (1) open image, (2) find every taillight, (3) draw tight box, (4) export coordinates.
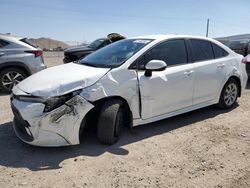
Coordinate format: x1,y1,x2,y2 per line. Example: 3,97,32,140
241,57,247,64
25,50,43,57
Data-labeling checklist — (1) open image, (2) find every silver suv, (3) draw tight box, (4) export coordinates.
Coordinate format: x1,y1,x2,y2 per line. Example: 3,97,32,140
0,35,46,93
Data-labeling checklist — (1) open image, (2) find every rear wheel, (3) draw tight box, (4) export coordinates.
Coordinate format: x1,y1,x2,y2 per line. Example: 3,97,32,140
97,99,126,145
217,78,239,109
0,68,27,93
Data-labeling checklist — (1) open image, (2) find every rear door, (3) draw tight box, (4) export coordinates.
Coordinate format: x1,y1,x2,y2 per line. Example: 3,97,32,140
0,39,9,63
137,39,195,119
188,39,228,105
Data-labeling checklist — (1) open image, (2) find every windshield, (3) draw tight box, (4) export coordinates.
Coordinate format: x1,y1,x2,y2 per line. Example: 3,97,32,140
79,39,153,68
88,39,105,48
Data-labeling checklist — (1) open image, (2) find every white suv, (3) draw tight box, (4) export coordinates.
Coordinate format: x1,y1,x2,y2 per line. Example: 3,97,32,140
0,35,46,93
11,35,248,147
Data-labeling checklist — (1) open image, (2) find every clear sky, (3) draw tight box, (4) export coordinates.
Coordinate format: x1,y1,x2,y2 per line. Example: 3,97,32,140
1,0,250,43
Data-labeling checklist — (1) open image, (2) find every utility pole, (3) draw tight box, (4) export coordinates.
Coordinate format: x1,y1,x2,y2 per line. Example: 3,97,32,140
206,18,210,37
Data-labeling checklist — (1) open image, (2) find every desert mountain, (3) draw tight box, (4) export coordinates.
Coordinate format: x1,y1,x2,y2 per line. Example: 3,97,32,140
29,37,70,50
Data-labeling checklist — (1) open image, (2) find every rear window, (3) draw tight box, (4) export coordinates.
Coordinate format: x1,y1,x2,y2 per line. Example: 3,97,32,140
212,43,228,58
20,38,38,48
190,39,214,62
0,39,9,48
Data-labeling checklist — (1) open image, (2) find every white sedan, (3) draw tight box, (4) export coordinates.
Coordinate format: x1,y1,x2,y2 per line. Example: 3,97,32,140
11,35,248,146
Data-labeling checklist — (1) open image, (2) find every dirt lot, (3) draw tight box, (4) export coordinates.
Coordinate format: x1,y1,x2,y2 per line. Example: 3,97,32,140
0,52,250,188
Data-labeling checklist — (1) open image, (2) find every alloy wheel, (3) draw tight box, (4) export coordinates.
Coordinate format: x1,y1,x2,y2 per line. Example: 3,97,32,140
2,71,24,90
224,83,237,106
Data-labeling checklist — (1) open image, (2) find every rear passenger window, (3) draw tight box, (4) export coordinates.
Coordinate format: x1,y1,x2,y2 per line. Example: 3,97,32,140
190,39,214,62
0,39,9,48
212,43,228,58
141,39,188,67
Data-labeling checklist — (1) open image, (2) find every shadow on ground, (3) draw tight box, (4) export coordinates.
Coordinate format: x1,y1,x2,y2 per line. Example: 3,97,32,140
0,93,9,97
0,104,238,171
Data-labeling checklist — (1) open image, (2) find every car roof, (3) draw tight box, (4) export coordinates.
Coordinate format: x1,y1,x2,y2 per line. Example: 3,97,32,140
0,34,37,49
131,34,216,41
130,34,237,56
95,38,109,41
0,34,23,43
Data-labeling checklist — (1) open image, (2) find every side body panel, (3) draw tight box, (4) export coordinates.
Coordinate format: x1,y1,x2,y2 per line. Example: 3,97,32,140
80,68,140,119
192,58,228,105
138,63,195,119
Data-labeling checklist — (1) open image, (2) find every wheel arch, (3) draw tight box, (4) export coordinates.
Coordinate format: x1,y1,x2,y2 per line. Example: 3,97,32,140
94,96,132,128
81,96,133,133
0,62,31,76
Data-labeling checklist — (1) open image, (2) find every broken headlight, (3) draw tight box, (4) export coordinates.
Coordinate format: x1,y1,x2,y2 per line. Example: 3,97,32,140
44,90,81,112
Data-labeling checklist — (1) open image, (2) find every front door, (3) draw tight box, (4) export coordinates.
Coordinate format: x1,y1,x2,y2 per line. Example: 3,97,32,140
136,39,195,119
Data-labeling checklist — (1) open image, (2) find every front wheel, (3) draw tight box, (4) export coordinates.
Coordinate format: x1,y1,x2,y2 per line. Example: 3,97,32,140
97,99,125,145
0,68,27,93
217,78,239,109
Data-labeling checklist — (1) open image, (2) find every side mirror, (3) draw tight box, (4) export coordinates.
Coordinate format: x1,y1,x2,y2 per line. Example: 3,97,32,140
145,60,167,77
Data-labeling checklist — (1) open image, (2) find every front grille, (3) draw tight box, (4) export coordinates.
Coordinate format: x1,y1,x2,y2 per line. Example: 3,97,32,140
68,55,78,62
11,103,34,142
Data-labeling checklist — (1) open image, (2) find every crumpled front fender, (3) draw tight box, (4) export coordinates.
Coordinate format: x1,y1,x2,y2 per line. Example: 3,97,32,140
12,95,94,147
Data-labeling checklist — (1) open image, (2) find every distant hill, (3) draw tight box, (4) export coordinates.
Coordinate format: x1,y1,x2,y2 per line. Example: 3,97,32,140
216,34,250,41
29,37,70,50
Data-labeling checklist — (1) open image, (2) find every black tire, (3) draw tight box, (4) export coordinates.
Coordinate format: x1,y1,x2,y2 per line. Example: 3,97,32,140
0,68,27,93
217,78,239,109
97,99,125,145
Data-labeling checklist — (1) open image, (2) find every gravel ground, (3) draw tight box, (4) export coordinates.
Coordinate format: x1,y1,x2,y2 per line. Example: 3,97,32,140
0,53,249,188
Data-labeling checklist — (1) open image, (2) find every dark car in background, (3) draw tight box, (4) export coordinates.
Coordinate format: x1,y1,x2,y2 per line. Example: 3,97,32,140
224,39,250,56
243,54,250,76
63,33,125,63
223,39,250,76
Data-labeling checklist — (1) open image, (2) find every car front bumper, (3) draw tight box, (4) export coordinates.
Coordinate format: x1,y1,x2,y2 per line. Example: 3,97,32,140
11,95,94,147
63,57,71,64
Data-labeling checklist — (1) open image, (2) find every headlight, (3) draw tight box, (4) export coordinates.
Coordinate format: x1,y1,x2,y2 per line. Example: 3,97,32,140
44,90,81,112
13,90,82,112
13,94,46,103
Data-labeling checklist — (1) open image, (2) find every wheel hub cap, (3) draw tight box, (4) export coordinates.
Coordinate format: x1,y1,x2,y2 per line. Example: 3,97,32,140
224,83,237,106
2,71,24,90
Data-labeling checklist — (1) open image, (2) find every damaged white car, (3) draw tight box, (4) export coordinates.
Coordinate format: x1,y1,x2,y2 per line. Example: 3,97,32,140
11,35,248,147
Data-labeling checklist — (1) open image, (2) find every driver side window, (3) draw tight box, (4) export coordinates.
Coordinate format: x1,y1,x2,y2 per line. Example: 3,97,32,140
136,39,188,69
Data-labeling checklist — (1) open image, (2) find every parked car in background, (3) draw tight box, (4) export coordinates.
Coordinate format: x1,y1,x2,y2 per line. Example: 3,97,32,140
0,35,46,93
223,39,250,76
11,35,248,147
63,33,125,63
224,39,250,56
243,54,250,76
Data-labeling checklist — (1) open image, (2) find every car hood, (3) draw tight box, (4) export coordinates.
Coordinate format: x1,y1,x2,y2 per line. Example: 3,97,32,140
15,63,110,97
64,46,94,54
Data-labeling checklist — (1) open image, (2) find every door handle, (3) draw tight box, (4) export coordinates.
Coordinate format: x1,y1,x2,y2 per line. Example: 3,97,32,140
184,70,194,76
0,52,5,57
217,63,225,68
